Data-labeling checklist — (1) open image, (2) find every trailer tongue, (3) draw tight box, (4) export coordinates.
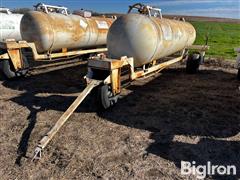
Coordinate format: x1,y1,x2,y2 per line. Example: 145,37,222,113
33,79,102,160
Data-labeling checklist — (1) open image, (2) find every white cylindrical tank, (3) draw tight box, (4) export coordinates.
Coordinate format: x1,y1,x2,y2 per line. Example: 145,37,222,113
0,8,23,42
20,11,114,53
107,14,196,67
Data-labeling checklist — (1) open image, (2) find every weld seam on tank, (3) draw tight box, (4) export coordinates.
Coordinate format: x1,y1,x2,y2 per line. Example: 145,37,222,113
46,14,55,53
181,21,189,47
85,18,91,47
154,20,163,60
94,19,100,43
148,17,160,63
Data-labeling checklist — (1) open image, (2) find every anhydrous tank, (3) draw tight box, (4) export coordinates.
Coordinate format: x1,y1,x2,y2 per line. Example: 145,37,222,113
0,10,23,42
107,14,196,67
20,11,114,53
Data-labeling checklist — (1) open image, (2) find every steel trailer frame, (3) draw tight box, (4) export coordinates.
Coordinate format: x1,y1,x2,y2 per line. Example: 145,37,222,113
0,40,107,75
32,45,209,160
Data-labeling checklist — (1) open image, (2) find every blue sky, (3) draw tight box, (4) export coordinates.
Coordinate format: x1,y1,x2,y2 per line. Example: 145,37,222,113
1,0,240,19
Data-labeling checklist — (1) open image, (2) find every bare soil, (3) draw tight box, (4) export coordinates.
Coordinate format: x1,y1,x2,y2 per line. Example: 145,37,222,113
0,59,239,179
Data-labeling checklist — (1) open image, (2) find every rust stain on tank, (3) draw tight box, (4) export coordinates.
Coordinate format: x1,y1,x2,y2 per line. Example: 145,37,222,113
21,11,115,53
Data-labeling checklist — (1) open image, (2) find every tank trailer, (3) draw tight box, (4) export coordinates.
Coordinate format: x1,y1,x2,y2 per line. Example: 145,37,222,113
32,4,209,161
0,3,115,78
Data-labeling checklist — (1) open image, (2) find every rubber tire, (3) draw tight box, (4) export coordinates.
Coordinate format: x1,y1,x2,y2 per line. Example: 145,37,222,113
98,85,118,109
2,56,29,79
237,69,240,80
2,60,16,79
186,53,201,74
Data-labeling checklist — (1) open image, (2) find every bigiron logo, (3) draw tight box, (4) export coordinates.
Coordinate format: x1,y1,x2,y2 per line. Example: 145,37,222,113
181,161,237,179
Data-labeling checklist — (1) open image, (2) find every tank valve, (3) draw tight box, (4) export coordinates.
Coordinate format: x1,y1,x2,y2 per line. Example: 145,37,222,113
128,3,162,18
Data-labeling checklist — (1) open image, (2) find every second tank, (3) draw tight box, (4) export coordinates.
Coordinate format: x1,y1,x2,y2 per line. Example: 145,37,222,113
20,4,115,53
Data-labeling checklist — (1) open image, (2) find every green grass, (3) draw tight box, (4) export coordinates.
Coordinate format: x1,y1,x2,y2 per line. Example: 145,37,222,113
190,21,240,59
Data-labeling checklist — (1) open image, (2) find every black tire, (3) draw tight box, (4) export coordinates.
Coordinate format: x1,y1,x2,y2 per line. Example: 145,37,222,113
186,53,201,74
237,69,240,80
1,55,29,79
97,84,118,109
1,60,16,79
80,53,91,60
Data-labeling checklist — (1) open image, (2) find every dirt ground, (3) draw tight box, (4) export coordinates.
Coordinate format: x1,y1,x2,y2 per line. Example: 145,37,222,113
0,59,239,179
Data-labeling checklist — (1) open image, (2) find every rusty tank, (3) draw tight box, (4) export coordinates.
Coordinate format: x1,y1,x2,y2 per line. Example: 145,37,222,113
20,3,114,53
107,4,196,67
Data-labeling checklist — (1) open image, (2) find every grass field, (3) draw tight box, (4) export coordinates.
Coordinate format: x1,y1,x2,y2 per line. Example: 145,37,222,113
191,21,240,60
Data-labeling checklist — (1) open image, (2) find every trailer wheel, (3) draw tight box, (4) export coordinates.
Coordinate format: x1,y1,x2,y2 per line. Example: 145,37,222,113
186,53,201,74
98,84,118,109
16,56,29,77
237,69,240,80
2,56,29,79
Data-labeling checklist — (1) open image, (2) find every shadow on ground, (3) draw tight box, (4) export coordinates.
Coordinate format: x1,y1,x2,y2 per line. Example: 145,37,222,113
97,68,240,179
2,66,240,179
2,63,96,166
